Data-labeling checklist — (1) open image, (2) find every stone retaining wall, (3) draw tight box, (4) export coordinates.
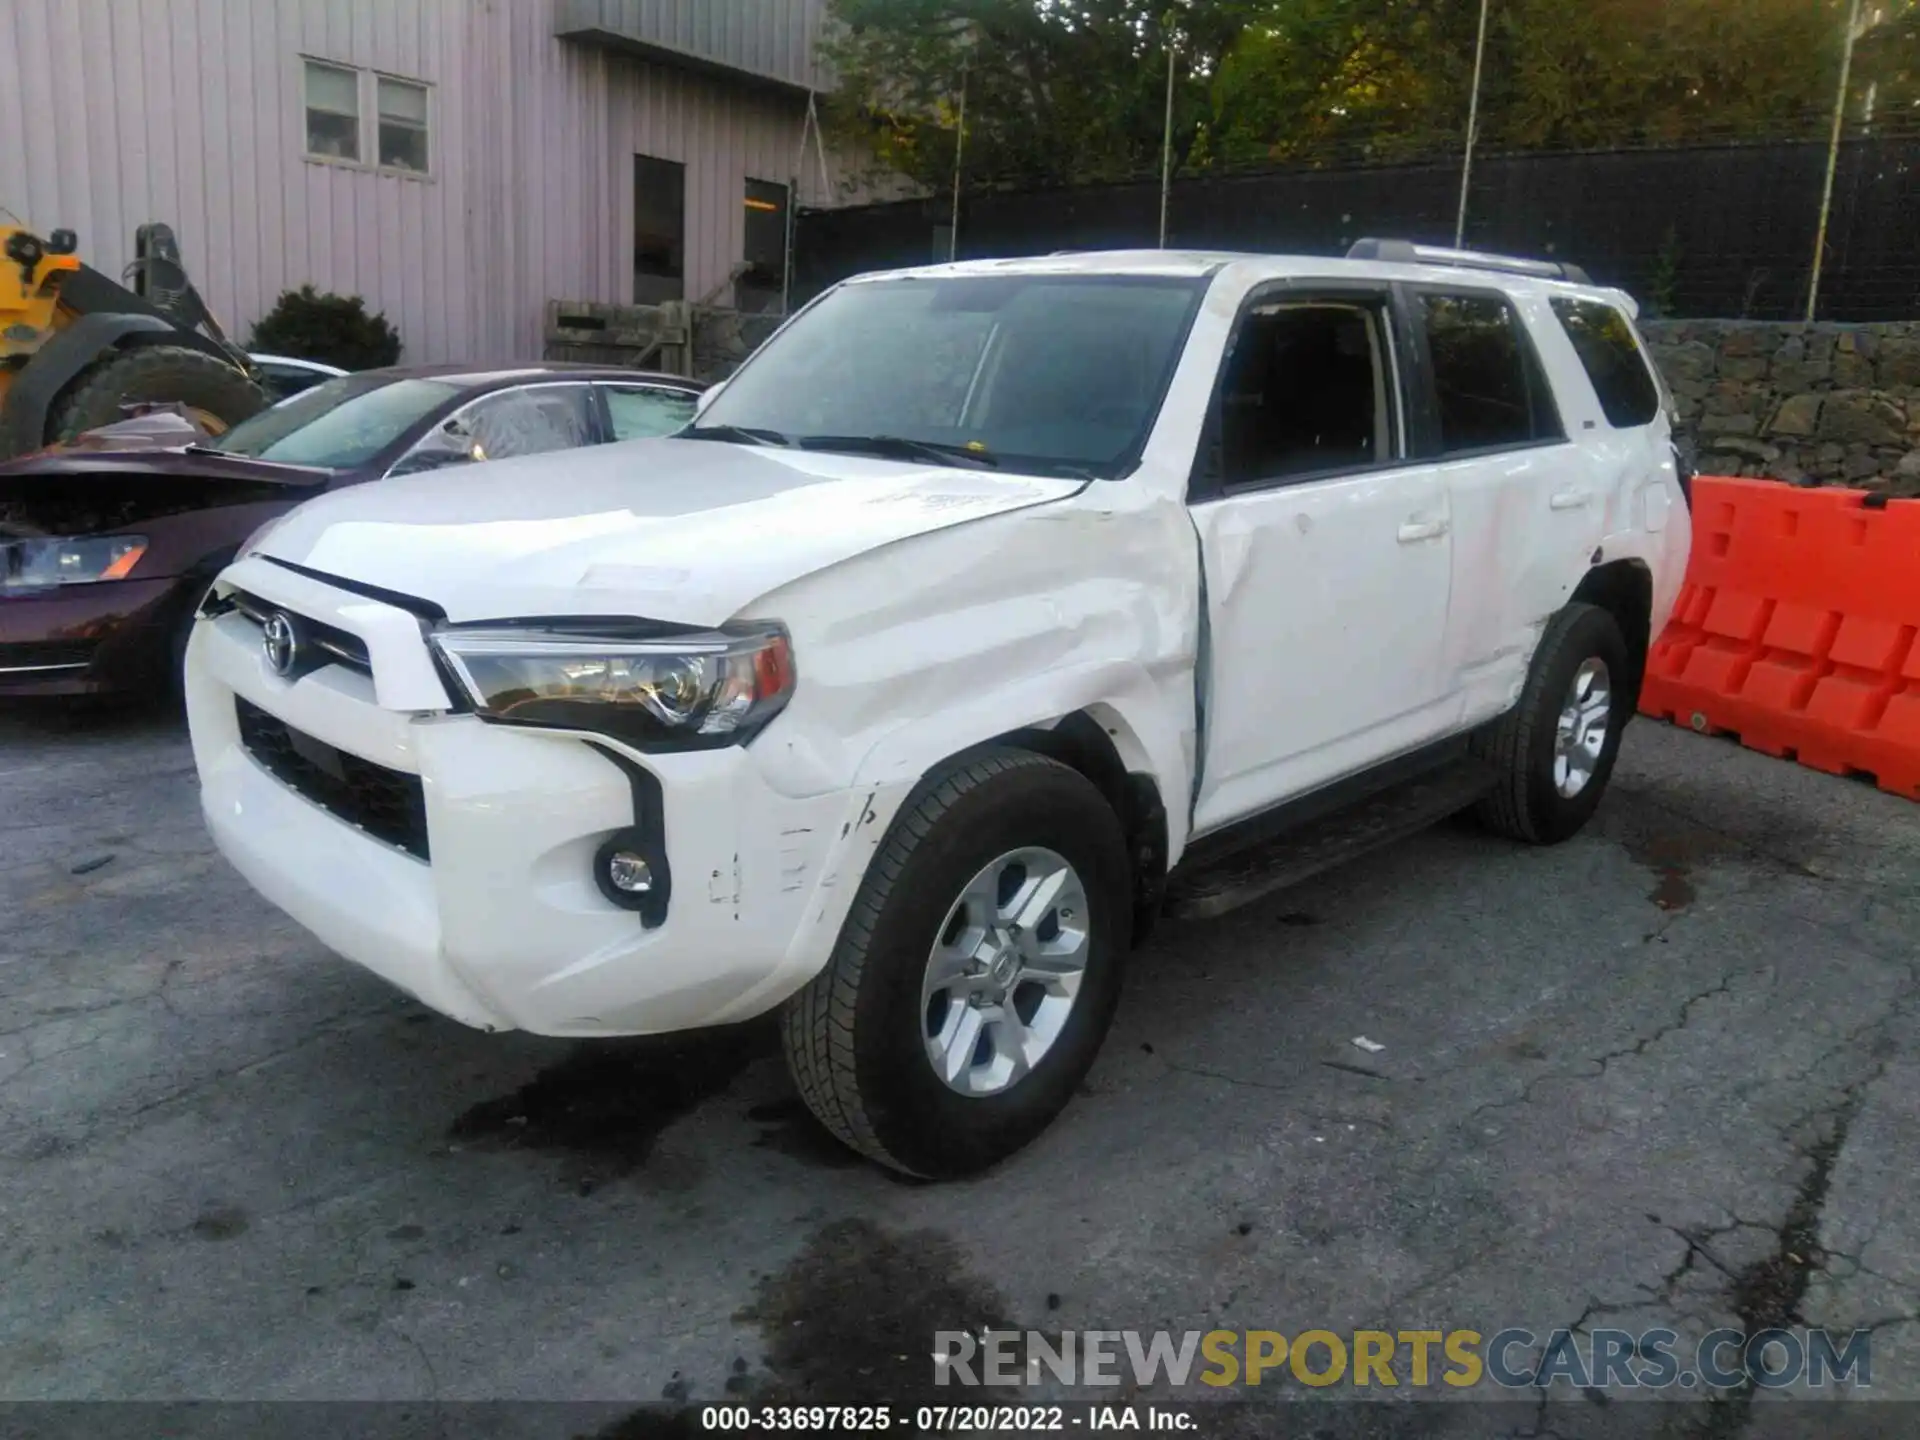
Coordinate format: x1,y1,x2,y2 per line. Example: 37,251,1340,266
1641,320,1920,494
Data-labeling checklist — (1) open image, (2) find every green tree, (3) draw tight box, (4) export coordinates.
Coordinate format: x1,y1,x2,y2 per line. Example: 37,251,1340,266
824,0,1256,188
826,0,1920,187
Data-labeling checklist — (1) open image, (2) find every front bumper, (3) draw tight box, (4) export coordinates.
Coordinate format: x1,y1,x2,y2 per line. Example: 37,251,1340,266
0,578,179,696
186,561,886,1037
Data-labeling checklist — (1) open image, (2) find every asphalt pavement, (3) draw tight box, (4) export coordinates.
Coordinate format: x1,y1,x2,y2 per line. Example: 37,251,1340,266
3,701,1918,1438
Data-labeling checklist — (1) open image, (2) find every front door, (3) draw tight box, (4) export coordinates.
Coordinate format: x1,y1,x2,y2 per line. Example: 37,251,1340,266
1188,286,1457,836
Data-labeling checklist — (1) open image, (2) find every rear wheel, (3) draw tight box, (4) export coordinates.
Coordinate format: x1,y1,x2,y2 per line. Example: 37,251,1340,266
782,749,1131,1178
1471,602,1632,844
50,345,266,445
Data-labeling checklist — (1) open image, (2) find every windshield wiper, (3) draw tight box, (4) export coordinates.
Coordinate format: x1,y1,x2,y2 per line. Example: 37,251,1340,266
793,434,1001,469
680,423,794,448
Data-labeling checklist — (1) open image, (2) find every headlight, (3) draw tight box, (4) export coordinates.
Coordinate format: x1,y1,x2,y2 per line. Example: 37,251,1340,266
431,621,796,750
2,535,148,590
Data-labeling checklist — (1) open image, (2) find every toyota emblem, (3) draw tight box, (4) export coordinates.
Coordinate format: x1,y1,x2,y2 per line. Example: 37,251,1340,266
261,611,300,677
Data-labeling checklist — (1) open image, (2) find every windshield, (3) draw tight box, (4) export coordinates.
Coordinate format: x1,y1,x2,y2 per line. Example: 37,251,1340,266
692,273,1209,477
207,375,461,467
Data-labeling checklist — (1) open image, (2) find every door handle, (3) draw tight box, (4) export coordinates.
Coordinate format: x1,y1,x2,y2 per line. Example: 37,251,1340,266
1550,486,1593,511
1397,518,1448,544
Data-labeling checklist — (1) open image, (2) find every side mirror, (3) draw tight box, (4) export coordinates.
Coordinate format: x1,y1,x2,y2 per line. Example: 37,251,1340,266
694,382,725,418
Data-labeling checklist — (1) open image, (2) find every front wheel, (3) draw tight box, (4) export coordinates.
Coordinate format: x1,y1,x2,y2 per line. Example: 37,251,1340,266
782,749,1131,1178
1471,601,1632,844
50,345,267,445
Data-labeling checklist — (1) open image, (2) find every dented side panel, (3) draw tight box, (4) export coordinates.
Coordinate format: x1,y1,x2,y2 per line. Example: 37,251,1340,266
740,477,1205,878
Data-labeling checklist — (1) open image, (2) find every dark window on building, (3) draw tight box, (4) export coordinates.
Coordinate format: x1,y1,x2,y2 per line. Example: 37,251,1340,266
1550,298,1661,429
738,178,789,314
304,61,360,162
376,77,429,173
1215,300,1397,487
633,155,685,304
1421,293,1564,453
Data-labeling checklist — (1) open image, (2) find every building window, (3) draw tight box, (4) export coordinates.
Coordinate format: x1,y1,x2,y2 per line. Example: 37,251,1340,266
377,77,429,173
303,59,431,175
634,155,686,305
304,60,361,162
738,178,789,313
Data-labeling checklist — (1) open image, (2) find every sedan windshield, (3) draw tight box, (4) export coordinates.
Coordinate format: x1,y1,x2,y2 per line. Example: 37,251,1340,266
691,273,1209,478
206,375,461,468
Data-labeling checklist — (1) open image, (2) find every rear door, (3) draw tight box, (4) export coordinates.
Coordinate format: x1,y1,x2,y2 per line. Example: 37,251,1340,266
1187,283,1457,835
1406,287,1590,727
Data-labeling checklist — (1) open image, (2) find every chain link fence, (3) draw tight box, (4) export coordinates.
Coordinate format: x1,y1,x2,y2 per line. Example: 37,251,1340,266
794,132,1920,322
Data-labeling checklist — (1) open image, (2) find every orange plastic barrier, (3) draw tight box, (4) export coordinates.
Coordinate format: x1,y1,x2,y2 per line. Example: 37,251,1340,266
1639,476,1920,801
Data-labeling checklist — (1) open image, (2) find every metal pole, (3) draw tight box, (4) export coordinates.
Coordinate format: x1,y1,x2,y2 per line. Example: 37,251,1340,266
1808,0,1863,322
949,65,967,262
782,172,797,316
1455,0,1492,248
1159,39,1177,248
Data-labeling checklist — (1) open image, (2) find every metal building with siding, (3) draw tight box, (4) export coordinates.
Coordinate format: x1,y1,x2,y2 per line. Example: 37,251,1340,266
0,0,846,364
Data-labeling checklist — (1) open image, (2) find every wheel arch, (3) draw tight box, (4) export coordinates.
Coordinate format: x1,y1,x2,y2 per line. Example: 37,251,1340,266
0,313,180,457
912,707,1174,945
1570,558,1653,709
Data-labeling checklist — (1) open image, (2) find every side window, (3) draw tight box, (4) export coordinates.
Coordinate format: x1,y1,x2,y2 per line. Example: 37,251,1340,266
1421,293,1563,454
1550,298,1661,429
1214,298,1398,488
463,386,595,461
391,386,595,474
603,385,698,442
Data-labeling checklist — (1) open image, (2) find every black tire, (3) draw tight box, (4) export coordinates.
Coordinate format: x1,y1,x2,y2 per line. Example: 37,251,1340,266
1471,601,1632,844
49,345,267,445
781,749,1132,1179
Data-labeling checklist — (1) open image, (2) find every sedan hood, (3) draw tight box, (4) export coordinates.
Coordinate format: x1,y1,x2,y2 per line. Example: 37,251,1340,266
250,438,1085,626
0,451,330,537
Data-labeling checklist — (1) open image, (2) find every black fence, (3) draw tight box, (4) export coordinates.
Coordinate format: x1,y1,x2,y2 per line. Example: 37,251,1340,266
794,137,1920,322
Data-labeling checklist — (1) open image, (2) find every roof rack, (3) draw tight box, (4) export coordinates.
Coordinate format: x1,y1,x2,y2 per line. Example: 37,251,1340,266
1345,238,1591,286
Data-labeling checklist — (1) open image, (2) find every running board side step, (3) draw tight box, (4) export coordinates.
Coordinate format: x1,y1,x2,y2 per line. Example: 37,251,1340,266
1163,759,1499,921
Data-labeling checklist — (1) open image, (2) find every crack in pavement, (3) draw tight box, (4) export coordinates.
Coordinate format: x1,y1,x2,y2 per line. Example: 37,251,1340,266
1467,970,1746,1122
1681,1076,1873,1440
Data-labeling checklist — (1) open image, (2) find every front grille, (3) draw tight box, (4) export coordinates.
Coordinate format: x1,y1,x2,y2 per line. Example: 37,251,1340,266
224,589,372,675
235,697,429,861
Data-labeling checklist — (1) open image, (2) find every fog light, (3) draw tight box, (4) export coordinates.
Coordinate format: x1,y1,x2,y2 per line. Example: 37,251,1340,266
606,851,653,894
590,818,669,926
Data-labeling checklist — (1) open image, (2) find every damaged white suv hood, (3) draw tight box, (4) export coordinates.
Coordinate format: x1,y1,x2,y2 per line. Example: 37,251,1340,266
249,437,1084,626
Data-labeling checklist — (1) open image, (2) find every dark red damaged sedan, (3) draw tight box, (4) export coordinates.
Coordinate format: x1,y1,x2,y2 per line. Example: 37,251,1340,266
0,362,705,698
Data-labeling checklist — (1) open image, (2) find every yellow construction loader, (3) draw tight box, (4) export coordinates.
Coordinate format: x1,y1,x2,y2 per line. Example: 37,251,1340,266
0,220,267,460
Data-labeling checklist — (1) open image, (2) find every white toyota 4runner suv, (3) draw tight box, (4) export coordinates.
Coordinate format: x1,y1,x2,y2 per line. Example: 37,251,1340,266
186,242,1689,1178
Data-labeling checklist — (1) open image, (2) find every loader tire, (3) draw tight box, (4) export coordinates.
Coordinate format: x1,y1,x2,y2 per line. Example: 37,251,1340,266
49,345,267,446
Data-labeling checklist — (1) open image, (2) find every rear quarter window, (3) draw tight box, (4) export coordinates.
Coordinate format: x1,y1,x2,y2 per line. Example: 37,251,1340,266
1550,298,1661,429
1419,292,1564,454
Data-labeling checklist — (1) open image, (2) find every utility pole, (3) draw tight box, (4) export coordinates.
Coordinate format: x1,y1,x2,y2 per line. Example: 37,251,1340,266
1808,0,1864,321
950,65,968,263
1159,34,1178,247
1455,0,1492,248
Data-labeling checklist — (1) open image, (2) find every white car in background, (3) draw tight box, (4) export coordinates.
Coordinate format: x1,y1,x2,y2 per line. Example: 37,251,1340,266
249,353,348,403
185,242,1689,1178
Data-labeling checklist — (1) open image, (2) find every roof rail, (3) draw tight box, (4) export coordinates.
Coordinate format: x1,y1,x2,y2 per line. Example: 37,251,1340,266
1345,238,1591,286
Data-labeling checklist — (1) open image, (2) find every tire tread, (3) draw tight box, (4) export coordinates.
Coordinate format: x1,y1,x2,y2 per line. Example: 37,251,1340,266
1470,601,1618,844
781,749,1058,1175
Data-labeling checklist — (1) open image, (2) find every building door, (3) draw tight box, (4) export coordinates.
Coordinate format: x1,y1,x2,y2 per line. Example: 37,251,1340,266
634,155,685,305
738,178,789,313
